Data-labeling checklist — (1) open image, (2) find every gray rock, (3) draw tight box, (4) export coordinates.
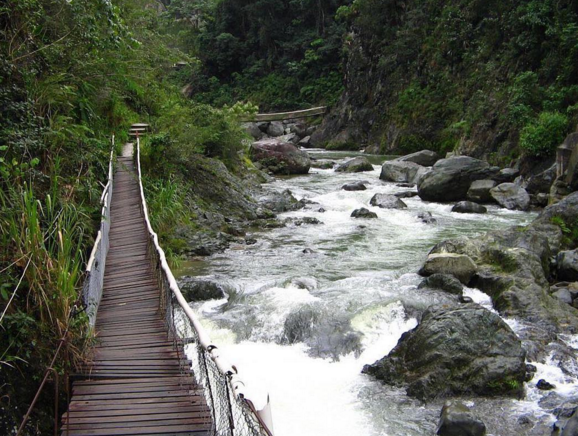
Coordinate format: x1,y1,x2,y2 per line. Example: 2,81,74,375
493,168,520,184
351,208,378,219
242,122,264,140
562,409,578,436
362,304,526,401
310,159,335,169
419,253,477,284
267,121,285,137
278,133,299,144
179,278,227,301
418,273,463,294
467,180,497,203
258,189,305,213
290,122,308,138
437,400,487,436
537,379,556,390
397,149,440,167
380,160,423,183
557,250,578,281
452,201,487,214
490,183,531,211
298,136,312,148
335,157,374,173
527,164,557,194
256,122,269,133
342,181,367,191
369,193,408,209
397,183,415,188
250,139,310,175
418,156,499,202
417,211,437,224
395,191,418,198
553,289,573,305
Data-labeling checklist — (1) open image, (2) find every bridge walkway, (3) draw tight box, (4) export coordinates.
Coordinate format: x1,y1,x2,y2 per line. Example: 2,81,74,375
61,155,213,435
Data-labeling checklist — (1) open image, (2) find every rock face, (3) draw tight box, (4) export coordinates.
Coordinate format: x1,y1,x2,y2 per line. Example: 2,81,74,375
369,193,408,209
362,304,526,401
467,180,496,203
419,253,477,284
250,139,310,175
489,183,530,210
335,156,374,173
351,207,377,219
437,401,487,436
398,149,440,167
452,201,487,214
179,278,227,301
418,157,498,202
418,273,463,294
342,181,367,191
557,250,578,281
380,160,425,183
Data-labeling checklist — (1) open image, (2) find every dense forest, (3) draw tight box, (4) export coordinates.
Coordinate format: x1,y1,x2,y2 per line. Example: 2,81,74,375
2,0,578,433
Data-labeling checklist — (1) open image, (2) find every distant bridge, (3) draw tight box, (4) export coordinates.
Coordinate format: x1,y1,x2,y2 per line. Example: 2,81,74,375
240,106,327,122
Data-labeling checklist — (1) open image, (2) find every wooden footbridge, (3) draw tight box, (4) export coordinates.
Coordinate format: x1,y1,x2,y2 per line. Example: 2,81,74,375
55,129,273,436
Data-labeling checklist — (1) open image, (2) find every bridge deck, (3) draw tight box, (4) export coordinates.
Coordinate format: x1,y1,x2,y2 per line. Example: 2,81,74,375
61,156,212,435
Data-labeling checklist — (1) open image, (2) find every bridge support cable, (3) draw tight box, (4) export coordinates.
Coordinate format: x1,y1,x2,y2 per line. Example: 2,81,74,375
135,135,274,436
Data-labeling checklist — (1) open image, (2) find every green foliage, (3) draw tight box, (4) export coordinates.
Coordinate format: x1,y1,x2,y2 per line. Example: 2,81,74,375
551,216,578,248
519,112,568,157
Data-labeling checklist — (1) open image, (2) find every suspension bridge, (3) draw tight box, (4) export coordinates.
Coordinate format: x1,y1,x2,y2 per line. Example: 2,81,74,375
55,125,273,436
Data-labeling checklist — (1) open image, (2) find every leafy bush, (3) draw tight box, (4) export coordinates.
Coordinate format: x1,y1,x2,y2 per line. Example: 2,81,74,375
519,112,568,156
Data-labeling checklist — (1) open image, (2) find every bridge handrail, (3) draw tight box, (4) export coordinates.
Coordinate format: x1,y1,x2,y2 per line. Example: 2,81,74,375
83,136,115,327
239,106,327,122
135,137,274,436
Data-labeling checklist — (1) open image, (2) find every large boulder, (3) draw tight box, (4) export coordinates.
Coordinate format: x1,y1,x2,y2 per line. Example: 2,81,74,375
362,304,527,401
351,208,377,219
266,121,285,137
258,189,306,213
557,250,578,282
489,183,530,211
418,273,463,294
437,401,487,436
250,139,311,175
369,193,408,209
179,277,227,301
335,156,374,173
419,253,477,284
242,122,264,140
397,149,440,167
342,181,367,191
526,164,556,194
492,168,520,184
452,201,487,214
418,157,498,202
467,180,496,203
380,160,425,183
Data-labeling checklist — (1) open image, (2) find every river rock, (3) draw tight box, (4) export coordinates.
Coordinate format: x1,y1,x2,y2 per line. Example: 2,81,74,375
537,379,556,390
489,183,530,210
562,409,578,436
436,400,487,436
419,253,477,284
250,139,310,175
335,157,374,173
298,136,312,148
557,250,578,281
267,121,285,137
242,122,264,140
370,193,408,209
395,191,418,198
493,168,520,184
380,160,423,183
398,149,440,167
342,181,367,191
258,189,305,213
452,201,487,214
278,133,299,144
417,211,437,224
290,122,308,138
362,304,526,401
552,289,574,305
256,122,269,132
527,164,557,194
418,273,463,294
179,277,227,301
310,159,335,169
418,156,499,202
351,208,378,219
467,180,496,203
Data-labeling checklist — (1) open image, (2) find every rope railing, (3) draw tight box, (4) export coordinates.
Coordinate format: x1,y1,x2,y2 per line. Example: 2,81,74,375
134,135,274,436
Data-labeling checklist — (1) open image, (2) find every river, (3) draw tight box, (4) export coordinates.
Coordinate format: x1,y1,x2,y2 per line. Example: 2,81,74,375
177,150,578,436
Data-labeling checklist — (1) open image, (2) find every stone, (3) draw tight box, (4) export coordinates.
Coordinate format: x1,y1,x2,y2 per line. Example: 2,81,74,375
278,133,299,144
290,122,308,138
250,139,311,175
242,122,264,140
397,183,415,188
380,160,423,183
258,189,305,213
492,168,520,184
459,295,474,303
266,121,285,137
298,136,312,148
310,159,335,169
362,304,526,401
489,183,531,211
351,208,378,219
536,379,556,390
397,149,440,167
369,193,408,209
418,156,499,202
553,289,573,305
557,250,578,282
179,278,227,301
335,157,374,173
395,191,418,198
417,211,437,224
342,181,367,191
256,122,269,133
436,400,487,436
467,180,496,203
418,273,463,294
562,410,578,436
526,164,557,194
419,253,477,285
452,201,487,214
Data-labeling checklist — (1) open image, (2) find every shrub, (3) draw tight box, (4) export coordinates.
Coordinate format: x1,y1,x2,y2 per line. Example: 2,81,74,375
519,112,568,157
